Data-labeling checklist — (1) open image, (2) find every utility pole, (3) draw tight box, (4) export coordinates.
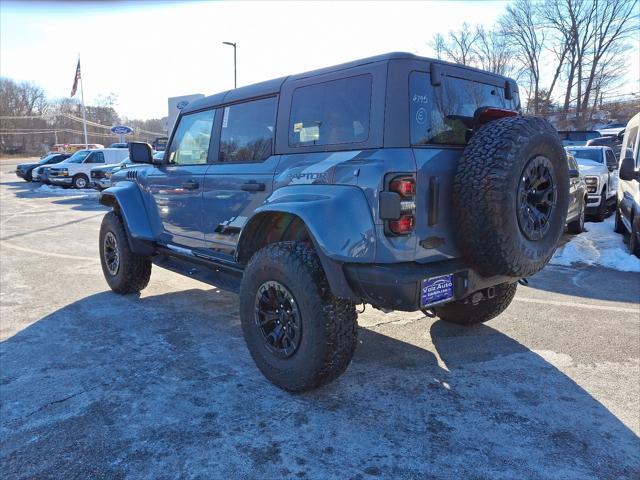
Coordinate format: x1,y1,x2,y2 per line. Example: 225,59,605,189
222,42,237,89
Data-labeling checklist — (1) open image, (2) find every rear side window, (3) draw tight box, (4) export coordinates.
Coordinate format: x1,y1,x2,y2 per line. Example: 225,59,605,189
410,71,518,146
289,75,371,147
85,152,105,163
219,97,276,162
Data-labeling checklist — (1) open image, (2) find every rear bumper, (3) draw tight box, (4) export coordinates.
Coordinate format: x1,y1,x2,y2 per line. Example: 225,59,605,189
343,259,517,312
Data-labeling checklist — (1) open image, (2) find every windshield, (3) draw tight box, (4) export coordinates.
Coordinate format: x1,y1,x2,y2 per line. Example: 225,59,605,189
567,149,603,164
38,154,58,164
409,72,520,146
66,150,91,164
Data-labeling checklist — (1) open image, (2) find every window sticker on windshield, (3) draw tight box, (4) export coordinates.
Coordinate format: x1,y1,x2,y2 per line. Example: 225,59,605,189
293,122,303,133
222,107,230,128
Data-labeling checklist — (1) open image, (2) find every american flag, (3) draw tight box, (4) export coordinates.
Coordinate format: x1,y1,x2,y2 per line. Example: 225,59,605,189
70,59,81,97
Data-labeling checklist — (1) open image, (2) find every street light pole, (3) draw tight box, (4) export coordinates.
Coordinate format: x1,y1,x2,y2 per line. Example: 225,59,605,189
222,41,237,89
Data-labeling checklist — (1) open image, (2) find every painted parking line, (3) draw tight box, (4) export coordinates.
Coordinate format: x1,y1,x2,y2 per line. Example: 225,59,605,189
515,296,639,314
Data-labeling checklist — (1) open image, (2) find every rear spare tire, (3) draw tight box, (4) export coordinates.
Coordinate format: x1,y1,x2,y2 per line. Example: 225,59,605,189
452,116,569,278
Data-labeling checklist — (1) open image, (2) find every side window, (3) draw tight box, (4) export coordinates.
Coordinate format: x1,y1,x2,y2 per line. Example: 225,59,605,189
167,109,215,165
289,75,371,147
219,97,276,162
85,152,105,163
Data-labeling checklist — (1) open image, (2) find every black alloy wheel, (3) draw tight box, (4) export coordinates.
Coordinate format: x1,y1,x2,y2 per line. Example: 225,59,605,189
517,156,558,241
254,281,302,358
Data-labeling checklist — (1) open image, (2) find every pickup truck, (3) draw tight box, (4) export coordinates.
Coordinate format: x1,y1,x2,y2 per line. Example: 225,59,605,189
49,148,129,189
566,146,618,221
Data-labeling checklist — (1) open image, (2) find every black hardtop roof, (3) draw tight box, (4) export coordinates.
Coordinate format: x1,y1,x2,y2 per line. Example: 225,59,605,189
181,52,514,114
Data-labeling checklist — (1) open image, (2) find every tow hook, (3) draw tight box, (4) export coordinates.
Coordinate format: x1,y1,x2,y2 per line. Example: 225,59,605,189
518,278,529,286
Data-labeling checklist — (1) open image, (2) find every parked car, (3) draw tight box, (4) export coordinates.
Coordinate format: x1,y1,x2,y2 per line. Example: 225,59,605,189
91,152,161,190
565,152,588,234
33,165,54,184
614,112,640,257
15,153,70,182
558,130,601,147
566,146,618,221
98,52,569,392
48,148,129,189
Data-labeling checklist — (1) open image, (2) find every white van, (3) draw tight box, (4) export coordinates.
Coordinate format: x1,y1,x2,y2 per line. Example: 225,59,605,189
48,149,129,189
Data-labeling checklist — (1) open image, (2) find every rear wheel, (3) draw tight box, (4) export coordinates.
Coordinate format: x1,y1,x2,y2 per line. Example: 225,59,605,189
99,211,152,294
426,283,518,326
567,197,586,234
239,241,357,392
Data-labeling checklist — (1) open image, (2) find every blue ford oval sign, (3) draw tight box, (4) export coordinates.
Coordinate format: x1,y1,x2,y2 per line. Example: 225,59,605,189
111,125,133,135
176,101,189,110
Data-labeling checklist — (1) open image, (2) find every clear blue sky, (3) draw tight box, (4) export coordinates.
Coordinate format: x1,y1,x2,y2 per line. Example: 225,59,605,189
1,0,638,120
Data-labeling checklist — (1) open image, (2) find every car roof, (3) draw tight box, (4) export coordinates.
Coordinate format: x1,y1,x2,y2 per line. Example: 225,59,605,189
182,51,514,114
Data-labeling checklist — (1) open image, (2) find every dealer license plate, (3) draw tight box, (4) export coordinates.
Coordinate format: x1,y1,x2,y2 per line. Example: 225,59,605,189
421,274,454,307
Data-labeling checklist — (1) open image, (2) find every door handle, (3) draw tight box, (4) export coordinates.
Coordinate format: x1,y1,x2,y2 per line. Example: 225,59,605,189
241,182,266,192
182,180,199,190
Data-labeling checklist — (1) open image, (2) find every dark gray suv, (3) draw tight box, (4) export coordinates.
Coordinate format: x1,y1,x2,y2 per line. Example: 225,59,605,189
98,53,569,391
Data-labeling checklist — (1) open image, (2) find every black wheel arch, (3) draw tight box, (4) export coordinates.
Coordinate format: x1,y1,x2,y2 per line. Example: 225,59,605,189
236,211,357,300
99,195,155,256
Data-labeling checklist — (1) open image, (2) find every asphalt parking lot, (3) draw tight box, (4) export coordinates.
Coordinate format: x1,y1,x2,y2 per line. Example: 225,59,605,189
1,157,639,479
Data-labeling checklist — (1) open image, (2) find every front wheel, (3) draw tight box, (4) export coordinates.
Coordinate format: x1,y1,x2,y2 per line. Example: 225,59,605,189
99,211,152,294
239,241,357,392
593,190,607,222
424,282,518,326
72,174,89,189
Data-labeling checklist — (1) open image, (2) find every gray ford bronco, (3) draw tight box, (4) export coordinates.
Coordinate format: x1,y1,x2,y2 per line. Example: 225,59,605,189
99,53,568,391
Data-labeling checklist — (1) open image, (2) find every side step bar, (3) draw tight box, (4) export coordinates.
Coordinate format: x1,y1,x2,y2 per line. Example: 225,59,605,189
152,251,243,294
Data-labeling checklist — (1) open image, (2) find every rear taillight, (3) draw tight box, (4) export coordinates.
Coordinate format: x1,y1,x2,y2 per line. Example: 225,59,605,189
387,175,416,235
389,177,415,197
389,214,415,235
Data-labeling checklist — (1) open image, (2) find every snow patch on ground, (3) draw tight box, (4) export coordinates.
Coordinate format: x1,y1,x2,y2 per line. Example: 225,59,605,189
35,184,99,197
551,216,640,272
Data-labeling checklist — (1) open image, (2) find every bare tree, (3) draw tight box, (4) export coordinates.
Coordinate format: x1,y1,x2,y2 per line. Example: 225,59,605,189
473,26,514,76
430,23,478,66
500,0,545,114
580,0,638,117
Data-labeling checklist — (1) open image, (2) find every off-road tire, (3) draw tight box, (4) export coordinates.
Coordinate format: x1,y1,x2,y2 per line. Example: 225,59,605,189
452,116,569,278
593,189,607,222
72,174,89,189
614,206,626,234
567,197,586,234
239,241,358,392
99,211,151,294
433,282,518,326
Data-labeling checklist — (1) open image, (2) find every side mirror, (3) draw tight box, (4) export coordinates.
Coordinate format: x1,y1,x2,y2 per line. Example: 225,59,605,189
569,168,580,178
129,142,153,164
619,155,639,182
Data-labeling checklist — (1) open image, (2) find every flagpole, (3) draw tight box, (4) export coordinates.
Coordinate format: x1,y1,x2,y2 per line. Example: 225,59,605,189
78,56,88,148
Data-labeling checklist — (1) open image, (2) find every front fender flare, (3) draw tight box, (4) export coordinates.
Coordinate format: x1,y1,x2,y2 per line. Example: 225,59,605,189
99,182,155,255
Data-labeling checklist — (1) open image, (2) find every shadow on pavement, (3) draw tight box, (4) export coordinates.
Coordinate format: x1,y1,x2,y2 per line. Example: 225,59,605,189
527,263,640,304
1,289,638,479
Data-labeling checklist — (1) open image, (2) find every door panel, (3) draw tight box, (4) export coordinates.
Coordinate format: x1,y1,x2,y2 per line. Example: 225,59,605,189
202,97,279,258
145,108,215,249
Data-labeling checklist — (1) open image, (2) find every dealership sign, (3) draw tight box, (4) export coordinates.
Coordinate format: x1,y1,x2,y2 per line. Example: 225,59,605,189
111,125,134,135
